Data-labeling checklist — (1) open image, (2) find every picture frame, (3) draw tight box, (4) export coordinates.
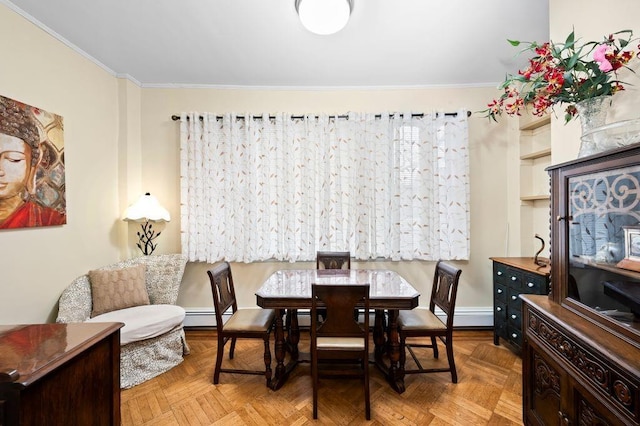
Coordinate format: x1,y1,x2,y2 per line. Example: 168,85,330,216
616,226,640,272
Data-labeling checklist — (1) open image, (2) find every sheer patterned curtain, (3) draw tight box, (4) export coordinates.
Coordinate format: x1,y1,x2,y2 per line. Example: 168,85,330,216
180,111,469,263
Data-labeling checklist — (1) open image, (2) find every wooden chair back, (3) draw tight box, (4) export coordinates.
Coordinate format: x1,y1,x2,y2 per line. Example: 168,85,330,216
316,251,351,270
207,262,238,330
312,284,369,339
430,260,462,330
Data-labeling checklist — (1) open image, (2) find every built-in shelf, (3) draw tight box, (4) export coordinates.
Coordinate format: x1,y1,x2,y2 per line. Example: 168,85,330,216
519,115,551,131
518,113,551,257
520,195,551,201
520,148,552,161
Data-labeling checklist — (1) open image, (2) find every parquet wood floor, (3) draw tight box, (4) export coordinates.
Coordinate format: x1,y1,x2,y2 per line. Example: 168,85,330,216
121,329,523,426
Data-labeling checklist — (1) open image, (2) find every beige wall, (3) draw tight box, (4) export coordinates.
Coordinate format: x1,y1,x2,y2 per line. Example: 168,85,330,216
118,79,144,259
549,0,640,163
140,87,511,314
0,5,123,323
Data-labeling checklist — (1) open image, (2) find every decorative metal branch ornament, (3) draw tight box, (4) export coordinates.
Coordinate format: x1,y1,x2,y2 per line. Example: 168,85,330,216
534,234,546,266
137,221,162,255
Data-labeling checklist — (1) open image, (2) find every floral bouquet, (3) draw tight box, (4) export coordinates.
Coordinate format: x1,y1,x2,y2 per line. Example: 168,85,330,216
482,29,639,123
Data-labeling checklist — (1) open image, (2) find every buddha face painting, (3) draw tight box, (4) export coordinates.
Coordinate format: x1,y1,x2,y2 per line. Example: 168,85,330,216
0,133,37,201
0,95,66,229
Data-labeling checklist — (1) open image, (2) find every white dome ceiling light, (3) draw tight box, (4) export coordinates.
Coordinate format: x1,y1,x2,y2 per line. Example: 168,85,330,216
295,0,353,35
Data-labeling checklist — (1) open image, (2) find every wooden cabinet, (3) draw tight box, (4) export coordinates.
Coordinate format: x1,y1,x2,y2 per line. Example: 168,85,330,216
490,257,550,353
0,322,122,426
522,295,639,426
522,143,640,426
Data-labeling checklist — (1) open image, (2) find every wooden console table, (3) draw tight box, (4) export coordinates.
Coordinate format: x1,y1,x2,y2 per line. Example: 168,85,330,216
0,322,122,426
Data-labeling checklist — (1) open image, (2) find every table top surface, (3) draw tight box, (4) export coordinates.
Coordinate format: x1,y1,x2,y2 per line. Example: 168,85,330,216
256,269,420,309
0,322,122,386
490,257,551,275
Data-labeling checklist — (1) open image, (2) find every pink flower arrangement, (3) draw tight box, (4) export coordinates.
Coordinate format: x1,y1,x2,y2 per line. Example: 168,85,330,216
482,29,639,123
593,45,614,72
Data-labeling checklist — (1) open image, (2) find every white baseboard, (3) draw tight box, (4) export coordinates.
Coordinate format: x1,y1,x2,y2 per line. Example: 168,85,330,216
445,307,494,328
183,308,218,327
183,307,493,328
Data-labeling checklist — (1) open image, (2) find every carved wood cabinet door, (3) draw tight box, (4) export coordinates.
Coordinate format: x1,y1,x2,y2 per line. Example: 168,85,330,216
523,340,563,426
524,338,623,425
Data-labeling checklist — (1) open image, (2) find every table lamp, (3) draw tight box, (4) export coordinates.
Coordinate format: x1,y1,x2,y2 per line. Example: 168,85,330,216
123,193,170,255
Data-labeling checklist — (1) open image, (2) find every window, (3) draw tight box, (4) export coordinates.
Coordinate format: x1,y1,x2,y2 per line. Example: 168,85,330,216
180,111,469,262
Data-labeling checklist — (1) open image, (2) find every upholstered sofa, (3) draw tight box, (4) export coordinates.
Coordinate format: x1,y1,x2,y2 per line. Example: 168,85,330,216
56,254,189,389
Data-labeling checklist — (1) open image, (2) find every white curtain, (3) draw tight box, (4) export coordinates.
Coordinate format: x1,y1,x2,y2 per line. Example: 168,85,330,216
180,111,469,263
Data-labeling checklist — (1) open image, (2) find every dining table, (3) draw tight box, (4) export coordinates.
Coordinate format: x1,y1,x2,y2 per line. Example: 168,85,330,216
255,268,420,393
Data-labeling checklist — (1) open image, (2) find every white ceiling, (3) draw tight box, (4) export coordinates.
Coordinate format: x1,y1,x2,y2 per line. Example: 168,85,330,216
4,0,549,88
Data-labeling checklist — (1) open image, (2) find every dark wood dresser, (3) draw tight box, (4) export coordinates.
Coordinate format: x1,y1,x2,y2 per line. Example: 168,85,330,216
490,257,550,353
0,322,122,426
522,143,640,425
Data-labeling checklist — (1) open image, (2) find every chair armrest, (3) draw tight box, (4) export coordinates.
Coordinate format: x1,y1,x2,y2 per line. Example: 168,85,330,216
138,254,187,305
56,275,92,323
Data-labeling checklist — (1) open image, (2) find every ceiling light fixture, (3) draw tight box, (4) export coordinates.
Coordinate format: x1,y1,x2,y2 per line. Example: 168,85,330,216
295,0,353,35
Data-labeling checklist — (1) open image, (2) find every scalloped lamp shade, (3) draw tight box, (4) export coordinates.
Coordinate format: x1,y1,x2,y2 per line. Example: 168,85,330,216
296,0,352,35
123,193,170,222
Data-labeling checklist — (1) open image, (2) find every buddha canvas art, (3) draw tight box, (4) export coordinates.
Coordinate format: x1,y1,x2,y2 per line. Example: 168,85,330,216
0,95,66,229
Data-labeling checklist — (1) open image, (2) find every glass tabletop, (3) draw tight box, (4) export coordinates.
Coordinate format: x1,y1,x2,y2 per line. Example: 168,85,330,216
256,269,420,307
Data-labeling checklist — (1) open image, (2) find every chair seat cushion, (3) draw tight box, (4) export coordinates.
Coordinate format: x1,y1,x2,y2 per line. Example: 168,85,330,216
398,309,446,331
317,337,365,350
224,308,275,332
87,304,186,345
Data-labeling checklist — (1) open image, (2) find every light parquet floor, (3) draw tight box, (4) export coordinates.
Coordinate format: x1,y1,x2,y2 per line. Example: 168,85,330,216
121,329,523,426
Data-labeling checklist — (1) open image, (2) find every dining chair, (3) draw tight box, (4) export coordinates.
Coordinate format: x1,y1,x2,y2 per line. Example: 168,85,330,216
207,262,275,386
315,251,353,321
311,283,370,420
398,260,462,383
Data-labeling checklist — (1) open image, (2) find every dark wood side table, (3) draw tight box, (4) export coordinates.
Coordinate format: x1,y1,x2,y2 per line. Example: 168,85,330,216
0,322,122,426
490,257,550,354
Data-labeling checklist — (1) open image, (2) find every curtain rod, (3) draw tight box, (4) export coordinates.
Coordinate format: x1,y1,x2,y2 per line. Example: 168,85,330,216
171,111,471,121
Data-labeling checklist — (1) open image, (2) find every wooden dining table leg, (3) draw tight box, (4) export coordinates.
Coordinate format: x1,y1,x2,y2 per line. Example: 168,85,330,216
287,309,299,359
373,309,386,360
270,308,287,390
268,308,301,390
386,309,406,393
